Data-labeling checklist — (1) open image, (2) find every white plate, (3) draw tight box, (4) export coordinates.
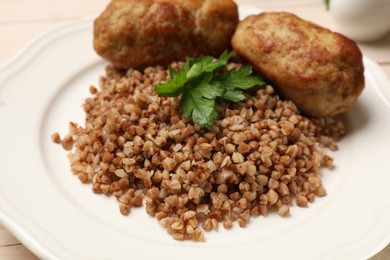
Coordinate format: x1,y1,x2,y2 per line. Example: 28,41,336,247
1,6,390,260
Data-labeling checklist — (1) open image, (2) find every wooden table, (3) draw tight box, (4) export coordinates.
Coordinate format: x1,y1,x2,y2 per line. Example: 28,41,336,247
0,0,389,259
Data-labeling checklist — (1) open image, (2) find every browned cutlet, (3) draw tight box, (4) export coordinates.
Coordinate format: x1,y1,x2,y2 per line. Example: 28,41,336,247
232,12,365,117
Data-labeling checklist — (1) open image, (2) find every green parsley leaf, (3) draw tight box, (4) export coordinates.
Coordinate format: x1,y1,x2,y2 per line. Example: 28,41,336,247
217,65,265,102
191,73,224,100
154,65,188,97
201,50,233,72
154,51,231,97
155,51,265,128
180,75,218,129
186,62,204,80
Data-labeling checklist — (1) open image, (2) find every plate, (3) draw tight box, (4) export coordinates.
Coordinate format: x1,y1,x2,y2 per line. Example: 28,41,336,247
1,6,390,260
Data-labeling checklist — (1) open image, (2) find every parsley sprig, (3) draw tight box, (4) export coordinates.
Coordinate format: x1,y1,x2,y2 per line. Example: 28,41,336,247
155,51,265,128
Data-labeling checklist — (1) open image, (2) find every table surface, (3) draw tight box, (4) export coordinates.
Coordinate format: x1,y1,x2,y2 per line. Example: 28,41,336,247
0,0,389,259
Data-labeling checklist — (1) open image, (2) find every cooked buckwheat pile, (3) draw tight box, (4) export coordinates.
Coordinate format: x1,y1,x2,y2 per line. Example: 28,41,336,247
53,63,345,241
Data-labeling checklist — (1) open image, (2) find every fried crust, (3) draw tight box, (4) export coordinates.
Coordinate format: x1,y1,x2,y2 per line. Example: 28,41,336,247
94,0,238,69
232,12,365,117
